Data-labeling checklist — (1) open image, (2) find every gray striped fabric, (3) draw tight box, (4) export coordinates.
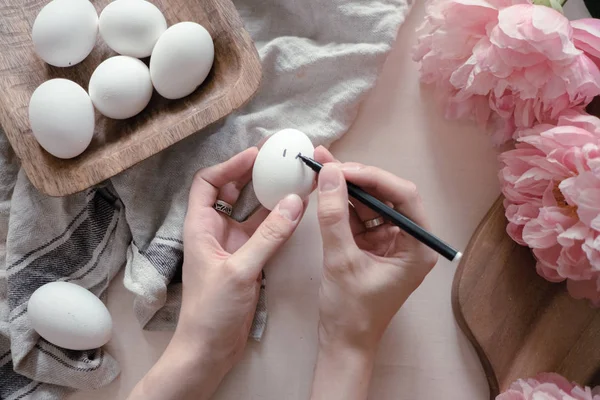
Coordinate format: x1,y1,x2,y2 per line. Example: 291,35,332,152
0,0,411,397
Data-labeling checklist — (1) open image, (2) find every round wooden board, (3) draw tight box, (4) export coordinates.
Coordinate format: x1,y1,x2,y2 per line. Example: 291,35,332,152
452,196,600,399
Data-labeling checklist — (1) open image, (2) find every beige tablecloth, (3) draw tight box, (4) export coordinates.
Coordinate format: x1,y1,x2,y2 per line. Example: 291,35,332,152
72,0,591,399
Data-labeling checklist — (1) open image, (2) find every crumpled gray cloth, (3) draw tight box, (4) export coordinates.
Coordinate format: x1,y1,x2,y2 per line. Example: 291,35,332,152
0,0,412,398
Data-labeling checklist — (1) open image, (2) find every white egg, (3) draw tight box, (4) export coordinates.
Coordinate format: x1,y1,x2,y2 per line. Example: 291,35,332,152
89,55,153,119
253,129,316,210
28,79,95,159
27,282,112,350
150,22,214,100
99,0,167,58
32,0,98,67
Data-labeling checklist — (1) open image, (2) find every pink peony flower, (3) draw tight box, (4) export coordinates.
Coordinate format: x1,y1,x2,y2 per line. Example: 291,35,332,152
496,373,600,400
499,110,600,305
413,0,600,144
572,19,600,65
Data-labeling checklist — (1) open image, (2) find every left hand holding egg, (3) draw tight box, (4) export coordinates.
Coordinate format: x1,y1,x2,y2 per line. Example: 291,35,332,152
127,148,306,399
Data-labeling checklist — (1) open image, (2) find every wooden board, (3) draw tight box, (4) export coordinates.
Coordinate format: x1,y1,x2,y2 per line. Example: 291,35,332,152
452,197,600,398
0,0,262,196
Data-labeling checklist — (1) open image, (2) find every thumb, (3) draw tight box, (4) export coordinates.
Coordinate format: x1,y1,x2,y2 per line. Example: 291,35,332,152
231,194,304,278
317,164,355,252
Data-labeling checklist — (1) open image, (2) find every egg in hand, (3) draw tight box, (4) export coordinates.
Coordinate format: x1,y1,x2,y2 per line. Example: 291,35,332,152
253,129,316,210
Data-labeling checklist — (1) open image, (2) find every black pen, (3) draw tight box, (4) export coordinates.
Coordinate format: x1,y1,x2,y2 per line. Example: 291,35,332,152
298,155,462,263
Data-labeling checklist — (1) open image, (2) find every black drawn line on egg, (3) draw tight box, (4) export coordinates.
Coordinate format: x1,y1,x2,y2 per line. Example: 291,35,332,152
283,149,287,157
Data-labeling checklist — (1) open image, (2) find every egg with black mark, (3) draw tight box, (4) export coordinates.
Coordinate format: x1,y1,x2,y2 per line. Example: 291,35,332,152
32,0,98,67
253,129,316,210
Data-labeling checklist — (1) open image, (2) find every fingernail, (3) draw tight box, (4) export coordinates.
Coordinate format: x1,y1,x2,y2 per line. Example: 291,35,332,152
341,163,364,171
277,194,303,221
319,165,340,192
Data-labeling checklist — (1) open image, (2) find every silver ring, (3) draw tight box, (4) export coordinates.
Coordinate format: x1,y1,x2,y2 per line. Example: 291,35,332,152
213,200,233,216
364,217,385,229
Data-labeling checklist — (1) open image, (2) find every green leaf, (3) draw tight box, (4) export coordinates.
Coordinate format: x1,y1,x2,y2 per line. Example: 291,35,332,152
532,0,565,12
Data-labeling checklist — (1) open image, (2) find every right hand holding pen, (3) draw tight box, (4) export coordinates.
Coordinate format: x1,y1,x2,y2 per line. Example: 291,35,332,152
313,146,439,354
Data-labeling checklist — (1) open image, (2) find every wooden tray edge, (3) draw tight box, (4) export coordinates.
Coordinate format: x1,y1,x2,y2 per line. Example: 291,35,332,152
451,196,504,400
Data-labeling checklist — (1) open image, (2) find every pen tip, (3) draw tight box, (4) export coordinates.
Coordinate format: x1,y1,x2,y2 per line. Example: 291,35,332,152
453,252,463,264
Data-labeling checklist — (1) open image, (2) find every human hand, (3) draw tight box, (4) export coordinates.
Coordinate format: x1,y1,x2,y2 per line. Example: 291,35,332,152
128,147,306,400
309,147,438,400
177,146,306,371
313,146,438,353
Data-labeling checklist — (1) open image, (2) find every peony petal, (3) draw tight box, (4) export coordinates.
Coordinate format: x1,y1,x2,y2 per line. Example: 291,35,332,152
559,172,600,228
535,248,565,282
567,275,600,306
499,372,600,400
582,234,600,271
572,18,600,62
496,390,526,400
533,373,576,393
561,55,600,102
556,109,600,135
495,391,526,400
